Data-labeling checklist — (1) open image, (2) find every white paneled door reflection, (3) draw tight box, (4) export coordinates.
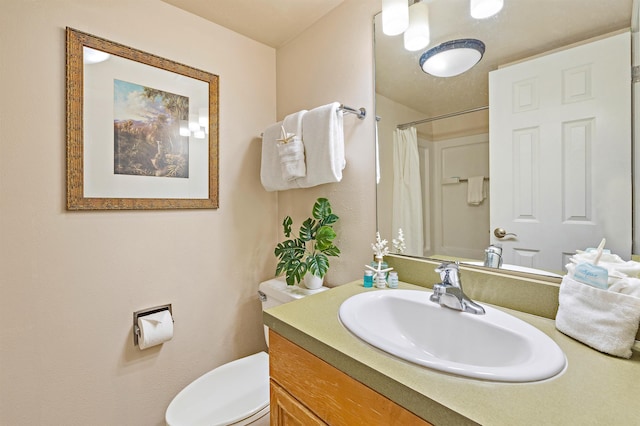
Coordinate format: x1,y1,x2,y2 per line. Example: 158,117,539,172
489,32,632,272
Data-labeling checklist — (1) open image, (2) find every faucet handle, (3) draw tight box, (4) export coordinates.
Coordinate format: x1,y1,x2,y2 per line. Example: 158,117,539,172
435,261,459,272
435,262,461,286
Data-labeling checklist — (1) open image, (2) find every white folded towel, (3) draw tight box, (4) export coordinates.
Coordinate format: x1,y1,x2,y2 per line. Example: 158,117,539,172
278,111,307,181
260,121,296,191
609,277,640,298
277,136,306,181
467,176,485,205
297,102,345,188
555,276,640,358
566,251,640,286
260,110,307,191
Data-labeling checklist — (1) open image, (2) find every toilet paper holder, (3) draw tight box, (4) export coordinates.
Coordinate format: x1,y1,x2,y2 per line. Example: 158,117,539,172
133,304,173,346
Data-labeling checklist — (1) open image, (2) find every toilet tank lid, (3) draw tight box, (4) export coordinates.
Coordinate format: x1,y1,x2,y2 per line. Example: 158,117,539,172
259,277,328,303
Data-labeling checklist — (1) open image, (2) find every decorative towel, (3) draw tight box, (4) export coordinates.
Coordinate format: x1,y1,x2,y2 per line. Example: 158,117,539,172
555,276,640,358
277,135,306,181
260,121,296,191
279,111,307,181
260,110,307,191
566,251,640,286
297,102,345,188
609,277,640,298
467,176,485,205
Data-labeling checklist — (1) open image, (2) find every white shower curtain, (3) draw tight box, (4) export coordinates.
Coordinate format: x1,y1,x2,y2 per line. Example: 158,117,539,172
392,127,424,256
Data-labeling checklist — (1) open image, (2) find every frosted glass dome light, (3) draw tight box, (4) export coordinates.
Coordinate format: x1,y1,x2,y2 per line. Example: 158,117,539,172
419,39,485,78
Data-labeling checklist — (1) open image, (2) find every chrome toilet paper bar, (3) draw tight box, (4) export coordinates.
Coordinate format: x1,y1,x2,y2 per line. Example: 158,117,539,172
133,304,172,346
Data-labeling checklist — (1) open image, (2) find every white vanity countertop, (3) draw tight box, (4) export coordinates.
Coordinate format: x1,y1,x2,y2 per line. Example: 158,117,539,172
263,281,640,425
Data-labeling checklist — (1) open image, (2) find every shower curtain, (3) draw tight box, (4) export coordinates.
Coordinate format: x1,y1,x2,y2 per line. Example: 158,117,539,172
392,127,424,256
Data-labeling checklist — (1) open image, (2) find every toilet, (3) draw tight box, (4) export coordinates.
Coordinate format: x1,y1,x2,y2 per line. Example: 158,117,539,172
165,277,328,426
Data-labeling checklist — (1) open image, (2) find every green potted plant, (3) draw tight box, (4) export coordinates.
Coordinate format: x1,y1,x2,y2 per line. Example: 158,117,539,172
275,197,340,288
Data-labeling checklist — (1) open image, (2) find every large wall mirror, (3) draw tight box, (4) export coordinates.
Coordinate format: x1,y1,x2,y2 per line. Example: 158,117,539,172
375,0,637,279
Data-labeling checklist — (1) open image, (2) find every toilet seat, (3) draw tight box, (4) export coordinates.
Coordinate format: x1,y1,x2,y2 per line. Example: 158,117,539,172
166,352,270,426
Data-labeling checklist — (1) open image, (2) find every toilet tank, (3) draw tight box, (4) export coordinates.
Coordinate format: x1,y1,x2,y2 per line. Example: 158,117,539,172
258,277,328,309
258,277,328,346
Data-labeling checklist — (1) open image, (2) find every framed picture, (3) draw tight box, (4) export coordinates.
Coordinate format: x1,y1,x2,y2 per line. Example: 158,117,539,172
66,27,219,210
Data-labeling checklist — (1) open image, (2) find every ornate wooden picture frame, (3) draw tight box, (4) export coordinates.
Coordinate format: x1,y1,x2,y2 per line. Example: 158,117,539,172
66,28,219,210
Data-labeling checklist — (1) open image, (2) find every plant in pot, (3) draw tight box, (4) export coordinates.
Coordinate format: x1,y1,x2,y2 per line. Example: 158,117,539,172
274,197,340,289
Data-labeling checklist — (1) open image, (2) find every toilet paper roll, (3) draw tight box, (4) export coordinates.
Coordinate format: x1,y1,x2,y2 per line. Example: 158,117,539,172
137,310,173,350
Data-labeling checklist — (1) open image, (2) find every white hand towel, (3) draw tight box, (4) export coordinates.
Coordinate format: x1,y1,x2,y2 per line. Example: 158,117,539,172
609,277,640,298
566,251,640,285
467,176,485,205
297,102,345,188
283,110,306,139
277,136,306,181
260,110,308,191
278,111,307,181
555,276,640,358
260,121,297,191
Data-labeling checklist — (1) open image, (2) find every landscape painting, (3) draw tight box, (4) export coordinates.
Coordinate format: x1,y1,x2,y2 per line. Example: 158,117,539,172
113,79,189,178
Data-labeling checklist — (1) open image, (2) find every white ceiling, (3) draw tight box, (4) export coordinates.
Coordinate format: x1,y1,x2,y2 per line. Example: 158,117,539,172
160,0,346,48
375,0,634,118
161,0,634,118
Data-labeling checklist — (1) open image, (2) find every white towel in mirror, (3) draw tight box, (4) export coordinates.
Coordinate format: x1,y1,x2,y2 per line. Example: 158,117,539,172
467,176,485,205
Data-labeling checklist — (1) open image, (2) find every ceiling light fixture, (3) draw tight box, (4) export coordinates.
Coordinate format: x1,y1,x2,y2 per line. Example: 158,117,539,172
404,1,430,51
419,39,485,77
382,0,409,36
470,0,504,19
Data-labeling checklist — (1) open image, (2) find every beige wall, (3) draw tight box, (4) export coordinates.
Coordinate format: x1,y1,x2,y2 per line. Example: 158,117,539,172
0,0,278,424
275,0,379,286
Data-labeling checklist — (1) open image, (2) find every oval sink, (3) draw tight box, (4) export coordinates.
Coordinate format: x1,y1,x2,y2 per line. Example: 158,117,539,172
339,289,566,382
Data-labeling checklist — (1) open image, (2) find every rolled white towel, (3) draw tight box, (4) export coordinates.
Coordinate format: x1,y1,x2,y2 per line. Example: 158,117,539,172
260,121,297,192
277,135,306,181
609,277,640,298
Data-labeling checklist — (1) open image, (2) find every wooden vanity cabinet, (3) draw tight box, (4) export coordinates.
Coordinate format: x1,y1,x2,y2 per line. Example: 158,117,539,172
269,330,433,426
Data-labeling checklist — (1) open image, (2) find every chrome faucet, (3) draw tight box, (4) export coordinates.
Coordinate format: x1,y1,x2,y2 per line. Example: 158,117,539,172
430,262,485,315
483,244,503,268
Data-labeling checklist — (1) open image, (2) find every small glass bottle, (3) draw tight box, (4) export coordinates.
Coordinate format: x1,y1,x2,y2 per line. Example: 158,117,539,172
370,255,389,280
375,271,387,288
387,271,399,288
363,269,374,288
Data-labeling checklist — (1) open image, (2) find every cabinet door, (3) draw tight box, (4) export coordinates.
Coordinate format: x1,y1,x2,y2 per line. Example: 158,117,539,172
269,330,433,426
270,380,327,426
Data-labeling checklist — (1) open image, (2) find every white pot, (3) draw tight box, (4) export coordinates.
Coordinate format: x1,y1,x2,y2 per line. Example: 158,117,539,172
303,273,324,290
